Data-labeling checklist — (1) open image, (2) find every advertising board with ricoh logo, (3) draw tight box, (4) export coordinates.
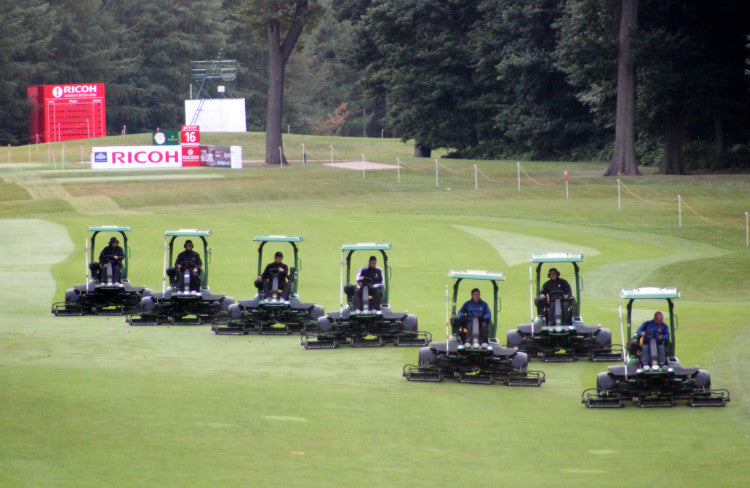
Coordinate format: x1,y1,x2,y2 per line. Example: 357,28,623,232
91,146,182,170
45,83,103,100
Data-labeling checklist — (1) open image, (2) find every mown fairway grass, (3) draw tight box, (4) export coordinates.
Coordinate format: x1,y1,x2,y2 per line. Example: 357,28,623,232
1,134,749,487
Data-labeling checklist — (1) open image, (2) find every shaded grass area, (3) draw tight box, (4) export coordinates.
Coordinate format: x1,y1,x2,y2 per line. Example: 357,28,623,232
649,252,750,300
0,180,30,201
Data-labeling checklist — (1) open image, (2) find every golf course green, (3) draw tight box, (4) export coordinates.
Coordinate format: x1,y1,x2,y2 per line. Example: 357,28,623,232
1,133,748,487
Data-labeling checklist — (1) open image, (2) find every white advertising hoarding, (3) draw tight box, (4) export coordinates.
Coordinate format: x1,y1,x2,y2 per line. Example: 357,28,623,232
184,98,246,132
91,146,182,170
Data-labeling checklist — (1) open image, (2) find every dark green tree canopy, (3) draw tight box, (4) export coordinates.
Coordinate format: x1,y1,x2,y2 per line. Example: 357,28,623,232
0,0,748,172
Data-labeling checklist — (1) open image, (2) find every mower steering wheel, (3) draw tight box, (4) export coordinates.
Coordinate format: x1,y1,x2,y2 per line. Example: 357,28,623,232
548,290,565,300
267,267,282,277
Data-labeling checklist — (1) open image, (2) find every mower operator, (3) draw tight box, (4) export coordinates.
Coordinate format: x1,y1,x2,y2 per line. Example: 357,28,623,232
352,255,384,310
535,267,573,324
455,288,491,343
91,236,124,283
637,311,670,367
256,251,291,299
174,239,202,291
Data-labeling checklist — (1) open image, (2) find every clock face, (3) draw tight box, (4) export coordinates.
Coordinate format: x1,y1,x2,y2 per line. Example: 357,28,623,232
154,132,166,145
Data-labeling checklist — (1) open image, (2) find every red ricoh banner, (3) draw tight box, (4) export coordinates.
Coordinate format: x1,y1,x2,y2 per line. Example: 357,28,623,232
28,83,106,143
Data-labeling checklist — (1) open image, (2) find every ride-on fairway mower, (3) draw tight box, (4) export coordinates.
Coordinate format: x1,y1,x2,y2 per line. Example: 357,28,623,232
302,242,430,349
582,287,730,407
403,270,545,386
213,235,324,335
52,226,150,315
127,229,233,325
506,252,621,361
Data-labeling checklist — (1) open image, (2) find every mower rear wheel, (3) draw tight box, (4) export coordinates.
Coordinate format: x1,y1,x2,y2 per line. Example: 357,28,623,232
141,295,155,311
403,314,418,332
317,316,333,333
506,330,522,348
418,347,437,366
64,288,79,304
511,351,528,370
228,303,243,320
692,369,711,390
309,305,324,321
597,372,615,393
594,328,612,346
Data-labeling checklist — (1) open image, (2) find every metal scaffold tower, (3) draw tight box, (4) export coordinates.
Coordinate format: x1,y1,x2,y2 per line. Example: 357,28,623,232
189,55,238,125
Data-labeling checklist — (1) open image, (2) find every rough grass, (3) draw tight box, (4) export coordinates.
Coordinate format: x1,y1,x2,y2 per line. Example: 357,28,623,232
1,133,749,487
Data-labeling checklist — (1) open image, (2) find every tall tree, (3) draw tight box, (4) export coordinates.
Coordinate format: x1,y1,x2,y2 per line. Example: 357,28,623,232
558,0,750,173
335,0,482,157
606,0,639,175
0,0,58,144
285,2,381,137
224,0,269,132
238,0,323,165
554,0,619,130
470,0,601,160
109,0,230,133
634,0,750,173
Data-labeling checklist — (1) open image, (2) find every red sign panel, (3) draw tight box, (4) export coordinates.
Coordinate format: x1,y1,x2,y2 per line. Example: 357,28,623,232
181,145,201,166
180,125,200,166
181,125,200,144
28,83,106,143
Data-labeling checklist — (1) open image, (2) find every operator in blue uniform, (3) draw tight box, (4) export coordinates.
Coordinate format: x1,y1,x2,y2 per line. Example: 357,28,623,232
455,288,491,343
637,311,670,367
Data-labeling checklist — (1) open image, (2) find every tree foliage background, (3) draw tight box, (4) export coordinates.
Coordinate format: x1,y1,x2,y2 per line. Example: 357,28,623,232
0,0,748,171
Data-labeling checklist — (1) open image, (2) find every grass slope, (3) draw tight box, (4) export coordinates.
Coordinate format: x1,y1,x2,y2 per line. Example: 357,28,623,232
1,134,749,487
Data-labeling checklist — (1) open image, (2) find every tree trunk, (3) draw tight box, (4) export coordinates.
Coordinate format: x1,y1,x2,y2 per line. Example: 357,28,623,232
265,20,287,166
263,1,308,166
414,142,431,158
605,0,639,176
661,111,685,174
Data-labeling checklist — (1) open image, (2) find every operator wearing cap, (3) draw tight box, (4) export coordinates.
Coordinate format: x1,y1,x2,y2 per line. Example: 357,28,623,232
174,239,202,291
91,236,124,283
535,267,573,325
256,251,291,299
